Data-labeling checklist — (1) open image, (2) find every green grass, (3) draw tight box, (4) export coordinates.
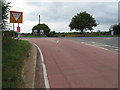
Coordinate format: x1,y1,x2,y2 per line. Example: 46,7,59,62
21,35,47,37
20,33,120,37
2,37,32,88
57,33,120,37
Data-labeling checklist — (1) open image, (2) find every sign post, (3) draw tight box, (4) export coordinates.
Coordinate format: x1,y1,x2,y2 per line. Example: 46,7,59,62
13,23,15,38
10,11,23,38
17,26,20,39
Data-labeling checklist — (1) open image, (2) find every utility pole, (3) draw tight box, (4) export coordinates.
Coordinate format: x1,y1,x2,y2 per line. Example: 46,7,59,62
39,15,40,24
118,1,120,23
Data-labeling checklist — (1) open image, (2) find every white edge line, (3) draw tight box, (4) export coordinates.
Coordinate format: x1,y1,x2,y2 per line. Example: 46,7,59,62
33,43,50,89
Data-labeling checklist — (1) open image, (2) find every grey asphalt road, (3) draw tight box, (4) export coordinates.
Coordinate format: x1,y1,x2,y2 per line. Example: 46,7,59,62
66,37,119,51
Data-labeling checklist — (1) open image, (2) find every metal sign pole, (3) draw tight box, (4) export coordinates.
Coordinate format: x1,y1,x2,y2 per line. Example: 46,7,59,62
18,23,20,39
13,23,15,38
18,23,19,27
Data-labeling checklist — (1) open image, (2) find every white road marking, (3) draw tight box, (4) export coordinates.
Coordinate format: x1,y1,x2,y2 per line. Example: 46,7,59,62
33,43,50,89
104,38,113,40
91,42,118,48
81,42,118,51
22,38,28,40
57,40,59,44
45,38,60,44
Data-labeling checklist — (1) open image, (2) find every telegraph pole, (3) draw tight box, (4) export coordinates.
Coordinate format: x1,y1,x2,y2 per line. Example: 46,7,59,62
118,1,120,23
39,15,40,24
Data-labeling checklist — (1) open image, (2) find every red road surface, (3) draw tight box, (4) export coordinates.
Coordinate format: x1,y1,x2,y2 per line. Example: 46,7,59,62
26,38,118,88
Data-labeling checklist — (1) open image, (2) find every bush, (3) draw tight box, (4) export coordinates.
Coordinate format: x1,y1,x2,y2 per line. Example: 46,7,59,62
113,24,120,35
2,30,18,37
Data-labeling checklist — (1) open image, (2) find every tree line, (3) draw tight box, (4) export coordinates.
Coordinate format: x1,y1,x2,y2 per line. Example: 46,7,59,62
32,11,98,36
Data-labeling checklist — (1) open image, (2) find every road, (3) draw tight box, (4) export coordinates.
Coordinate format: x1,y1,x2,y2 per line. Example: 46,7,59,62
67,37,119,51
25,38,118,88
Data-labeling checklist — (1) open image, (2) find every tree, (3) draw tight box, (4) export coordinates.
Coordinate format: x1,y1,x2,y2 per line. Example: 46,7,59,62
69,11,98,33
112,24,120,35
1,0,11,30
48,31,56,37
32,24,51,36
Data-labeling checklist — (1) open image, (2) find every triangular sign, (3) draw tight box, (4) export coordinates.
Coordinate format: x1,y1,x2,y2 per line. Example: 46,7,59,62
12,12,21,21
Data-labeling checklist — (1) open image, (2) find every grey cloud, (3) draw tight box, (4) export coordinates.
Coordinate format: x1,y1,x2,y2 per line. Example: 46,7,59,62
25,2,118,31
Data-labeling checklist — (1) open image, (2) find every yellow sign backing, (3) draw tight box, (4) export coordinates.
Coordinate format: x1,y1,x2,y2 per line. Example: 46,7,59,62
10,11,23,23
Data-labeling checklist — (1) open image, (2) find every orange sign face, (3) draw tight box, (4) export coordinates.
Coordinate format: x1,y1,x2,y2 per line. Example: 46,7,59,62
10,11,23,23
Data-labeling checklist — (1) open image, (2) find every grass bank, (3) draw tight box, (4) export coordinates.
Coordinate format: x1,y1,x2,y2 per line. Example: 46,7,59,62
2,37,32,88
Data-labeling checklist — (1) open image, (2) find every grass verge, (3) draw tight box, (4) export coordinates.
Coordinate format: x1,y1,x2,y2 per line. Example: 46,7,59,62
2,37,32,88
21,35,47,38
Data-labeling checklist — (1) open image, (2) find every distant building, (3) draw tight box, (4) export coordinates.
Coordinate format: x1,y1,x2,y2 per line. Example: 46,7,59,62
33,29,44,35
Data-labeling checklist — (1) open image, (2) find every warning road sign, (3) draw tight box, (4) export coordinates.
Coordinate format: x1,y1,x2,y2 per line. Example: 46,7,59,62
10,11,23,23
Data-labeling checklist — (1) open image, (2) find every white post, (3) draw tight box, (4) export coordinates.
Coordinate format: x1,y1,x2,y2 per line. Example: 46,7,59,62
111,30,114,36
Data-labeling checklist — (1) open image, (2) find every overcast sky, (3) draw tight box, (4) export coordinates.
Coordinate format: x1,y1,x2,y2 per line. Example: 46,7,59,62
7,0,119,33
